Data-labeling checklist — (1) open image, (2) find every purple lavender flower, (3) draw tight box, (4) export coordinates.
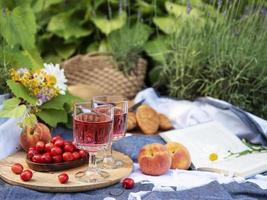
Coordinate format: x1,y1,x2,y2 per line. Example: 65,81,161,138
217,0,222,10
186,0,192,14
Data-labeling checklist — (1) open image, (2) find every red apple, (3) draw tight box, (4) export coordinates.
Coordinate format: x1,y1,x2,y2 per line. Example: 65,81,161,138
20,123,51,151
138,143,171,176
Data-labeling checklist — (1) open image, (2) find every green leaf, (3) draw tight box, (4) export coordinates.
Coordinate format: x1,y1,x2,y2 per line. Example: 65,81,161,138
98,39,111,52
47,12,92,40
0,4,36,50
22,49,43,69
20,114,37,128
149,66,162,84
40,96,66,110
153,17,176,34
40,91,81,111
55,44,76,59
91,12,127,35
165,2,202,18
144,36,169,63
0,46,35,69
135,0,154,14
7,80,37,105
2,97,20,110
86,41,100,53
36,109,68,127
32,0,64,13
0,104,26,118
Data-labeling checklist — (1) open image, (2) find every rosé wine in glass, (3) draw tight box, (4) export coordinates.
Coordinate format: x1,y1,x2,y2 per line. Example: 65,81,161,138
73,102,114,183
74,113,113,151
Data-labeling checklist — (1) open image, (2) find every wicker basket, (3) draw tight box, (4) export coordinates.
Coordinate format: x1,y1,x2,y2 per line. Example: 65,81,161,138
62,53,147,99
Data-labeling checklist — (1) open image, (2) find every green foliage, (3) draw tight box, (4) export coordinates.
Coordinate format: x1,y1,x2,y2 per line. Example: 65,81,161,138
91,11,127,35
154,2,267,118
0,0,43,92
0,4,36,50
7,80,38,105
108,22,152,74
37,109,68,127
0,97,26,118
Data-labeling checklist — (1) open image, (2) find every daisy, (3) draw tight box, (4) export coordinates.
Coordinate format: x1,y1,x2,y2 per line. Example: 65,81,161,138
43,63,67,95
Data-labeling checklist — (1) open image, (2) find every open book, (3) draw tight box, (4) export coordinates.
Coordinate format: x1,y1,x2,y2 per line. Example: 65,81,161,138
160,121,267,178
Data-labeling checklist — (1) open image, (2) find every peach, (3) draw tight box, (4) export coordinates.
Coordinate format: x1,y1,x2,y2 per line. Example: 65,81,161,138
138,143,171,176
166,142,191,170
20,123,51,151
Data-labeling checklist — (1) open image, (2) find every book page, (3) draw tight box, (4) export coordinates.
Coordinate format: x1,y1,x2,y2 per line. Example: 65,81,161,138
160,121,248,168
198,152,267,178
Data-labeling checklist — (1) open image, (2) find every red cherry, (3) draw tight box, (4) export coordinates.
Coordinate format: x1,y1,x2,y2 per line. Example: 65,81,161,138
72,151,80,160
32,154,43,163
52,155,63,163
11,163,24,174
51,135,62,143
50,147,63,156
36,141,45,152
45,142,54,152
64,144,74,153
62,152,74,162
122,178,135,189
78,150,87,158
58,173,68,184
72,142,78,151
20,170,33,182
28,147,37,151
41,152,52,163
54,139,64,147
27,149,38,160
63,140,71,145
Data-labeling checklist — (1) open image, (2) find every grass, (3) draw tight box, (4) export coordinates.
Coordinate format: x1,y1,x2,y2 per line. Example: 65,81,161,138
157,1,267,118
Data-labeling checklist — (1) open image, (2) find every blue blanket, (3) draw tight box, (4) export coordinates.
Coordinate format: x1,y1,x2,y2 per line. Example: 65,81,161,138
1,127,267,199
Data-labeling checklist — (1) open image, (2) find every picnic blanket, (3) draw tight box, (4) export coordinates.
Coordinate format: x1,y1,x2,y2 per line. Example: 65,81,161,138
1,127,267,199
1,88,267,199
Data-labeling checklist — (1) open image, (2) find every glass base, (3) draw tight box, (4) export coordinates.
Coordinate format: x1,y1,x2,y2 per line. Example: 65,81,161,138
75,169,110,183
98,156,124,169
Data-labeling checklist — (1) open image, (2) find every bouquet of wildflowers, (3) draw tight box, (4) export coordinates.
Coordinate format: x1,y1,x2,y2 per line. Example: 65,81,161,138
0,63,78,128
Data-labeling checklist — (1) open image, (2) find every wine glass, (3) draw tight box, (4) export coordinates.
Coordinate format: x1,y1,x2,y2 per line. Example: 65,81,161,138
93,96,128,169
73,102,114,183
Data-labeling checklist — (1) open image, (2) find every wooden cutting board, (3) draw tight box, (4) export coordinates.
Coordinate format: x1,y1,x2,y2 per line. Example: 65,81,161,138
0,150,133,192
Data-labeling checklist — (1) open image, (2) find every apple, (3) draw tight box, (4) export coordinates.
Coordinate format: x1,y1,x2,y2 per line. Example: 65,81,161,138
20,123,51,151
138,143,171,176
166,142,191,170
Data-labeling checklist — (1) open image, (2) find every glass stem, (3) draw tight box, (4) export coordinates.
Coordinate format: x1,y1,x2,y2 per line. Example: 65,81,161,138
103,143,115,165
88,152,97,172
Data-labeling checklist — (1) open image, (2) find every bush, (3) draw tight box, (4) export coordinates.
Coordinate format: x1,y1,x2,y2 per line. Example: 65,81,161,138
152,1,267,118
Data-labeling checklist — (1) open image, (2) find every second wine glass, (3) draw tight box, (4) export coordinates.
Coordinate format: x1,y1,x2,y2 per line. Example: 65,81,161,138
93,96,128,169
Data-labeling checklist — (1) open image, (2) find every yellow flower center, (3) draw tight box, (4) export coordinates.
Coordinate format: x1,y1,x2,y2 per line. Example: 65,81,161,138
46,75,56,86
209,153,218,161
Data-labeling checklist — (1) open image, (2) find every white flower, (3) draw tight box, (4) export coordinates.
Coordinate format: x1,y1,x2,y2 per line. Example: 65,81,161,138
43,63,67,95
200,144,227,163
